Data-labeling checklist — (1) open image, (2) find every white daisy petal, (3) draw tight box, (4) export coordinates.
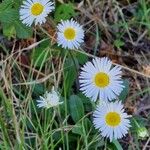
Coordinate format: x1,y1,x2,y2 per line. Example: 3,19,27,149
20,0,54,26
36,87,63,109
79,57,124,101
93,101,131,141
56,19,84,49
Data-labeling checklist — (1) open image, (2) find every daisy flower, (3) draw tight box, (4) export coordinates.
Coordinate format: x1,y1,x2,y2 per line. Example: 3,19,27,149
93,101,131,141
37,87,63,108
79,57,124,102
57,19,84,49
20,0,54,26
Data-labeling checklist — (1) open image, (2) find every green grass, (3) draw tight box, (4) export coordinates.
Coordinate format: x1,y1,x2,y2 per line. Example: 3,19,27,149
0,0,150,149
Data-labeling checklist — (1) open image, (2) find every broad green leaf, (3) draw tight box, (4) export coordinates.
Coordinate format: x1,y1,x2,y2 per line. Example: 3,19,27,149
76,52,88,65
0,0,18,23
0,0,12,9
71,51,88,65
78,93,93,112
14,21,33,39
54,3,77,22
13,0,23,9
72,118,92,135
0,8,18,23
3,23,15,39
119,79,129,102
72,123,83,135
32,84,45,97
69,95,84,122
0,0,32,39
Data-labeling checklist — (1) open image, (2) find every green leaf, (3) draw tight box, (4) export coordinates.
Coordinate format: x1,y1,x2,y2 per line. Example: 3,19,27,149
78,93,93,112
14,21,33,39
72,123,83,135
112,140,123,150
71,51,88,65
64,58,78,96
0,0,18,23
114,39,125,49
54,3,77,22
69,95,84,122
0,9,18,23
84,118,92,134
3,23,15,39
76,52,88,65
0,0,12,9
0,0,32,39
31,40,50,67
137,127,149,139
32,84,44,97
119,79,129,102
72,118,92,135
131,117,149,139
13,0,23,9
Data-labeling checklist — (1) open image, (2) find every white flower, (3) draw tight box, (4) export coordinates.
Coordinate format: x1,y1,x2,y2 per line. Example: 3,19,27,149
20,0,54,26
37,87,63,108
79,57,124,102
57,19,84,49
93,101,131,141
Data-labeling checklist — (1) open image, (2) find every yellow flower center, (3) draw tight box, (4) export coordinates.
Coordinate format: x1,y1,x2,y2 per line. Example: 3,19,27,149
105,112,121,127
31,3,44,16
64,28,76,40
94,72,109,88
